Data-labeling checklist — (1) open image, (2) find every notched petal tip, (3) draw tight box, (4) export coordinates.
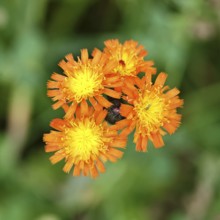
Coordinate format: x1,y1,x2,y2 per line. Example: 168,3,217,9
81,49,89,64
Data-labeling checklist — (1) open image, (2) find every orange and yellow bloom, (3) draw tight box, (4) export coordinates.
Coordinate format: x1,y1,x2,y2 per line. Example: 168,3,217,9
115,72,183,152
102,39,156,77
47,49,122,117
44,39,184,178
43,102,127,178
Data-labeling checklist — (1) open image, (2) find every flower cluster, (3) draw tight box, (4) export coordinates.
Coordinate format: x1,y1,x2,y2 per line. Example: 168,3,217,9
43,39,183,178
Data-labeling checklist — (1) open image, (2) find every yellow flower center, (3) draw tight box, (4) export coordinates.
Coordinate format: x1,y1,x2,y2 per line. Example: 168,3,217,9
65,65,104,103
114,52,136,76
64,118,105,162
134,90,167,134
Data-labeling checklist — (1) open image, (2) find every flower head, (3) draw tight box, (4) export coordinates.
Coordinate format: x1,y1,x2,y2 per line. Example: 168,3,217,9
102,39,156,77
47,49,122,115
114,72,183,152
44,39,184,178
43,101,127,178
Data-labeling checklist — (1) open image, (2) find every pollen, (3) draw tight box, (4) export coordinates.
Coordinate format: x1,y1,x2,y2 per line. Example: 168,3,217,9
134,90,167,134
65,65,104,103
64,118,105,162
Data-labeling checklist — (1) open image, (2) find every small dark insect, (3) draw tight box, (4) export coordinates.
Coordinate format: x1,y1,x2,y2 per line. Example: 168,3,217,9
105,97,125,125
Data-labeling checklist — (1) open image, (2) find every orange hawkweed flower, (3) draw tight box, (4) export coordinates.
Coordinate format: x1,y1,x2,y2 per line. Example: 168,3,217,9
43,101,127,178
102,39,156,77
47,49,122,116
113,72,183,152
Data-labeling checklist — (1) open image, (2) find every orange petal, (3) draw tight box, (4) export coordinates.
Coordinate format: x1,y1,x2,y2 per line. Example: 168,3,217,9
169,98,184,109
165,88,180,98
104,60,117,73
151,133,164,148
135,136,142,152
96,159,105,173
163,123,176,134
103,88,121,99
50,152,65,164
58,60,67,71
65,102,77,119
125,79,137,91
95,96,112,108
120,104,133,117
51,72,65,81
92,49,102,65
116,119,131,129
63,159,73,173
122,87,134,99
103,75,120,84
106,82,124,88
109,148,124,158
73,165,81,176
104,39,119,47
90,165,99,178
43,132,63,143
141,136,148,152
99,153,108,162
144,73,152,87
104,130,117,137
91,48,99,57
80,99,89,116
47,81,59,88
83,164,90,176
78,160,85,170
45,145,60,152
134,76,144,89
50,118,65,130
81,49,88,64
52,100,64,110
65,53,75,64
75,105,81,119
110,119,130,130
52,94,63,101
47,90,60,97
110,138,127,148
95,109,107,125
154,72,167,87
89,97,102,111
62,103,69,113
106,154,117,162
120,120,136,136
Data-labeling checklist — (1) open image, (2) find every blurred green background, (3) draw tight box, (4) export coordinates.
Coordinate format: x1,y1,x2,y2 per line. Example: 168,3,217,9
0,0,220,219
